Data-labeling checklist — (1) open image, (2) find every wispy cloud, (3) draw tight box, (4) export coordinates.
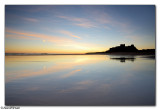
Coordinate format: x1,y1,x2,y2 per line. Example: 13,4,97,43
23,17,39,22
59,30,81,39
58,16,86,22
58,16,97,28
5,28,105,52
87,10,132,33
5,28,108,53
57,10,134,34
77,80,93,85
7,14,40,23
75,22,97,28
6,34,35,40
6,28,73,44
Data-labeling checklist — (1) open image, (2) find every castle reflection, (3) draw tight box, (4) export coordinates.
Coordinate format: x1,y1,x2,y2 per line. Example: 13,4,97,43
110,57,136,63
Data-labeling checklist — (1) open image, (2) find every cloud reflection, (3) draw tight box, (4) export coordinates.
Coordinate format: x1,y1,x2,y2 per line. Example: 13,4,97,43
5,55,107,83
61,69,81,78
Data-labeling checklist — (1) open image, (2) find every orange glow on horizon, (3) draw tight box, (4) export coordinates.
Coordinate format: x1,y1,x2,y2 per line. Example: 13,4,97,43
5,28,109,54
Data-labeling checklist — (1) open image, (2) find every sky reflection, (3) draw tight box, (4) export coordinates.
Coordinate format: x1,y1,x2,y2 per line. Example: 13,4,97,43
5,55,107,82
5,55,155,105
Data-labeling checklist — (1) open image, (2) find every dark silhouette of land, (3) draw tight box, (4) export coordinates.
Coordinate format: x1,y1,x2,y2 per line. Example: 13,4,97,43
107,44,138,52
86,44,155,55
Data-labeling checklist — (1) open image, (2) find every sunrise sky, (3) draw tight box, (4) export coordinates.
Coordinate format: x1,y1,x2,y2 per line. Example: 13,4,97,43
5,5,155,54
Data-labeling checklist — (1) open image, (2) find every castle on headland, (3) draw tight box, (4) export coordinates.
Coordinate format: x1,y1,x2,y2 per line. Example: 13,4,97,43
85,44,155,55
107,44,138,52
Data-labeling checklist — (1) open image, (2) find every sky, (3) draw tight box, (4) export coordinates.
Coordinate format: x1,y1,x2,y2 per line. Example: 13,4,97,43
5,5,155,54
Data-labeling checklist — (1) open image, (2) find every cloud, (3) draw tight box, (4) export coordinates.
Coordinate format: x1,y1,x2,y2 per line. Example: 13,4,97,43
88,10,132,33
58,16,86,22
6,14,39,23
74,22,97,28
77,80,93,85
57,14,130,32
23,17,39,22
6,34,35,40
59,30,81,39
5,28,108,53
58,15,97,28
37,28,81,39
57,10,134,34
90,11,112,24
6,28,73,44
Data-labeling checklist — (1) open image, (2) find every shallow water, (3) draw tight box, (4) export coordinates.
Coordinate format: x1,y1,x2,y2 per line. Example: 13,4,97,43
5,55,155,106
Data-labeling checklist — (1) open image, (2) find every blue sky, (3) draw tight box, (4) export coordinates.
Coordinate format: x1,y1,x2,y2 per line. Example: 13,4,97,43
5,5,155,53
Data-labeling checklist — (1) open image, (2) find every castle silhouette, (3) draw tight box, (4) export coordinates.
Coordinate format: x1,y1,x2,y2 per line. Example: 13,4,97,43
86,44,155,55
106,44,138,52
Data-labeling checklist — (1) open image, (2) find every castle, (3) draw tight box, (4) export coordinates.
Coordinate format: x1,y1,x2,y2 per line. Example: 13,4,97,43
107,44,138,52
85,44,155,55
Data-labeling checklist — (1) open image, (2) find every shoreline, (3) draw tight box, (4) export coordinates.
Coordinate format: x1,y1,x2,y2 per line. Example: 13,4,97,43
5,52,155,56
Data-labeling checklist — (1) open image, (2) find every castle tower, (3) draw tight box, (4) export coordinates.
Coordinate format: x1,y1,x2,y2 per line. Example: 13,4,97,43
120,44,125,47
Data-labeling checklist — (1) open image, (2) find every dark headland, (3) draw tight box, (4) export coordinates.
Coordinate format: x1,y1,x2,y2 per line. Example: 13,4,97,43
86,44,155,55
